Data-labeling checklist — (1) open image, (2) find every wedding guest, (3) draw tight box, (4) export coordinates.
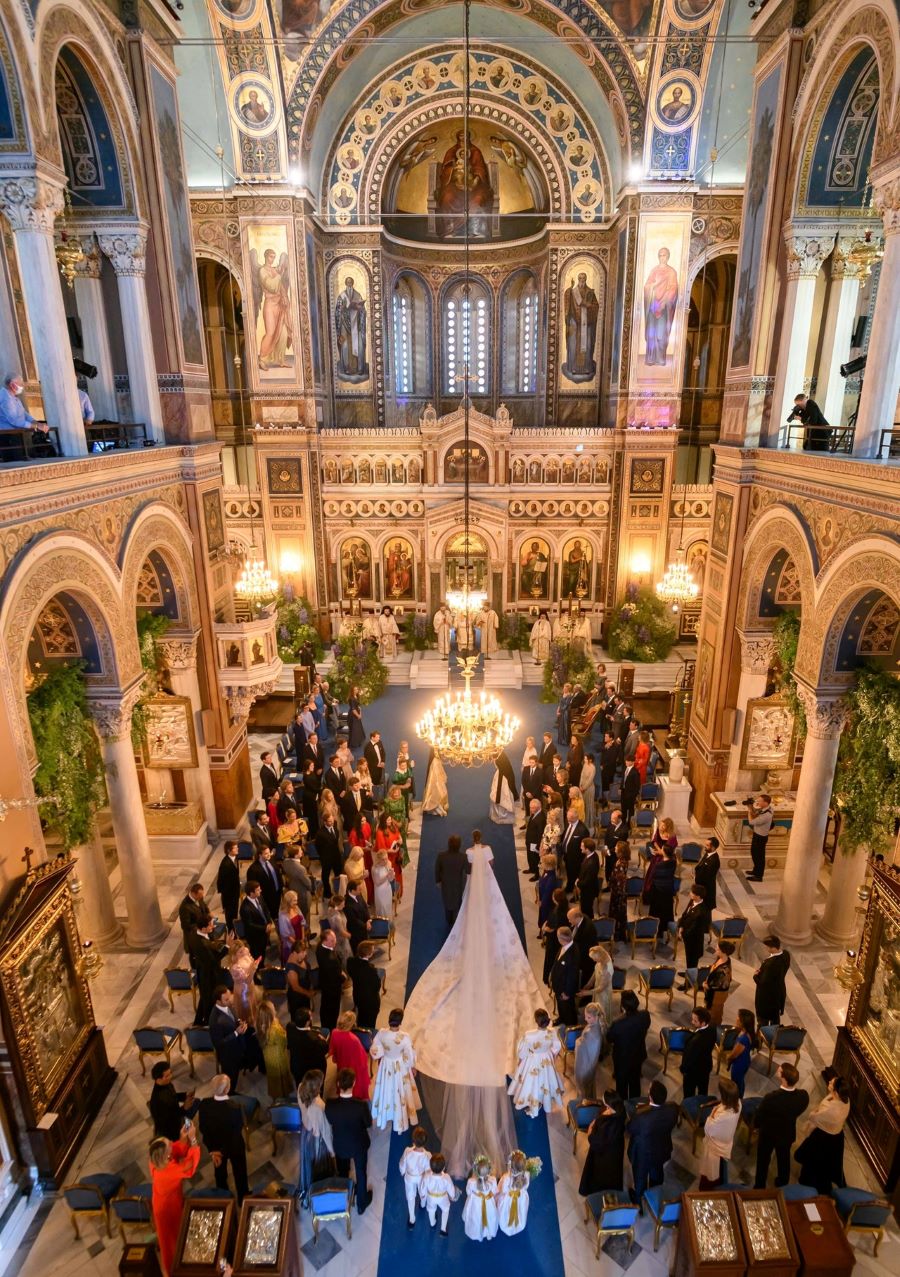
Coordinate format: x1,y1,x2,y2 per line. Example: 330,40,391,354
753,1062,809,1187
620,760,640,826
256,998,293,1099
247,845,282,918
557,682,573,745
634,730,652,784
539,806,563,864
680,1006,716,1099
693,836,720,910
746,793,774,882
189,916,228,1026
297,1069,334,1206
347,685,365,749
509,1008,564,1116
148,1063,197,1142
285,938,314,1019
627,1079,679,1202
329,1010,371,1100
561,806,590,889
370,1008,421,1132
372,848,396,917
355,759,375,813
239,882,271,961
347,940,382,1028
325,894,352,964
578,1090,626,1196
463,1153,500,1242
608,842,630,941
537,854,560,933
727,1009,758,1099
259,750,280,800
580,753,597,830
198,1073,248,1201
392,755,414,816
541,887,569,983
677,883,711,977
216,841,241,932
379,812,406,900
574,1002,604,1101
576,838,602,920
276,778,300,823
364,730,387,800
606,989,651,1099
228,940,260,1025
343,878,370,952
550,926,581,1026
568,733,585,788
149,1129,200,1275
301,760,320,835
316,810,343,900
604,810,628,884
794,1074,850,1194
208,988,248,1093
420,1153,458,1235
497,1149,530,1237
698,1079,741,1188
600,732,621,799
326,1068,373,1214
580,945,614,1026
178,882,208,955
703,940,735,1026
317,931,346,1031
277,890,305,964
399,1126,432,1229
754,934,791,1026
287,1009,327,1087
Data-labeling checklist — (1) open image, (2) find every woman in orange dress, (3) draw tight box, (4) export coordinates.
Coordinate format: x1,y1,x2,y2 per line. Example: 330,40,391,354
375,812,404,901
634,730,652,786
149,1130,201,1275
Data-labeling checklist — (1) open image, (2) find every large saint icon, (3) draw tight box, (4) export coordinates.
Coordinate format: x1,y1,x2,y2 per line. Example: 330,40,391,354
334,274,369,382
562,271,599,383
643,247,679,367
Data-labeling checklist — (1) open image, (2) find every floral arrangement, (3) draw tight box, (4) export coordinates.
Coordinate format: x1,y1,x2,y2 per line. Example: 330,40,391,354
771,611,805,734
833,665,900,857
403,612,435,651
525,1155,543,1179
606,583,676,662
501,612,531,651
276,593,324,663
540,638,597,703
328,624,388,705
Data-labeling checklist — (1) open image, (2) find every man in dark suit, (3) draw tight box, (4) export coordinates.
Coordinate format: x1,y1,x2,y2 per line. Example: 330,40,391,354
606,989,652,1098
322,756,346,803
561,807,589,888
680,1007,717,1098
788,392,832,451
620,761,640,825
259,750,280,800
627,1079,679,1201
340,775,365,827
524,799,547,880
521,755,544,810
216,841,241,932
693,837,721,911
286,1009,329,1086
753,1063,809,1187
208,988,248,1092
604,808,628,885
198,1073,249,1201
364,731,387,797
753,934,791,1026
302,732,325,778
623,719,641,763
178,882,208,955
435,834,468,928
290,711,308,758
568,907,597,984
576,838,602,920
315,815,343,899
343,880,370,953
317,932,346,1030
550,926,581,1025
600,731,622,797
239,882,271,960
538,732,555,781
346,941,381,1028
326,1068,373,1213
148,1062,197,1141
246,847,282,918
275,781,299,823
677,884,712,974
250,812,277,857
189,917,229,1025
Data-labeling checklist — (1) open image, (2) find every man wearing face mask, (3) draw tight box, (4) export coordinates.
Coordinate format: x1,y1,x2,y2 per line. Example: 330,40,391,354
0,376,56,455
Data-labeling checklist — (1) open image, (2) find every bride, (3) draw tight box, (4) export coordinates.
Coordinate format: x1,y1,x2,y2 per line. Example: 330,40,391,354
402,825,546,1175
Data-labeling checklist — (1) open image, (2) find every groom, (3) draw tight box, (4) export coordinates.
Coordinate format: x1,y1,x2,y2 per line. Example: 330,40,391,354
435,834,467,929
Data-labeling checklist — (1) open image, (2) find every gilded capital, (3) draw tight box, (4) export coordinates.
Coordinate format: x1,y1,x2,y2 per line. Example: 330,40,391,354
0,174,65,234
794,681,849,740
873,175,900,237
783,231,830,280
97,227,148,277
74,235,103,280
831,238,870,280
225,679,279,727
88,684,145,741
158,635,199,671
740,634,775,676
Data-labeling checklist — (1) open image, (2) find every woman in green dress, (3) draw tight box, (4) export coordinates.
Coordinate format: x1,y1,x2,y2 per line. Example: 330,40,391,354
256,999,293,1100
391,757,414,817
381,783,408,838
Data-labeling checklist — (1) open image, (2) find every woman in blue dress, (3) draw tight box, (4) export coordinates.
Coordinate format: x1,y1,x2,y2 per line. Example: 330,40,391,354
727,1008,757,1098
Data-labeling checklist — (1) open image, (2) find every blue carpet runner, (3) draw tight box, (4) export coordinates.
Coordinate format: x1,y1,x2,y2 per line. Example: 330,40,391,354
375,686,564,1275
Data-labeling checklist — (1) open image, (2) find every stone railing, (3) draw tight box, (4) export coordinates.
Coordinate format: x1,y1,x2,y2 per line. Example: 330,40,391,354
214,608,283,725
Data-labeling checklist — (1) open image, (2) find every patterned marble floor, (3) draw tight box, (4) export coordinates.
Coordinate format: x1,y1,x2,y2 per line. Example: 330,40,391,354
3,686,898,1277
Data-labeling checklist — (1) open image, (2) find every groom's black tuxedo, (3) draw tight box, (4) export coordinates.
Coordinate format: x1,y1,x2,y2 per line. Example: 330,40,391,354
435,845,468,927
551,944,581,1026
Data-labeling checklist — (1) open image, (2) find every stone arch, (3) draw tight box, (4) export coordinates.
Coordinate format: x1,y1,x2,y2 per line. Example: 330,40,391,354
687,242,740,287
435,518,503,565
737,505,818,632
798,537,900,687
0,7,34,155
119,504,201,634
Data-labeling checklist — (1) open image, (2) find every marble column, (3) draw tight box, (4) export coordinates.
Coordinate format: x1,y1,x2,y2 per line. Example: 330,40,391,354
726,633,775,791
768,230,831,447
816,843,868,947
853,174,900,457
159,634,219,839
819,242,865,429
0,171,87,455
89,692,166,947
73,237,118,423
72,824,122,947
96,226,164,444
774,686,848,946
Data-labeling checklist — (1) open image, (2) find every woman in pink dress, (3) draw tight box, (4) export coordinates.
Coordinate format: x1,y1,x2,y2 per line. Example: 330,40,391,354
277,890,306,964
229,941,260,1025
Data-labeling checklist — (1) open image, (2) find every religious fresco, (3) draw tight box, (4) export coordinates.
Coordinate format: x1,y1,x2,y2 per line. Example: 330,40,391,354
803,51,879,211
384,537,416,600
673,0,716,20
631,214,689,387
246,221,297,384
519,538,552,599
444,443,489,483
339,537,373,598
206,0,286,179
730,62,782,369
149,66,205,367
652,73,701,132
304,229,323,387
561,537,593,598
329,259,371,390
232,79,276,133
559,256,603,389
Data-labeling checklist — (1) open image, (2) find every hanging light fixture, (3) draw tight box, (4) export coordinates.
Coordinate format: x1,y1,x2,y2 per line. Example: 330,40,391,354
55,188,85,288
416,0,518,765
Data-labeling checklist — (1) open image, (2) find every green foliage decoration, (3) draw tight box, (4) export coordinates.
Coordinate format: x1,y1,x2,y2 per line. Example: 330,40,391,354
276,594,324,662
501,613,531,651
26,663,106,851
541,639,598,703
403,613,436,651
132,612,171,749
833,666,900,857
607,584,676,662
329,624,389,705
771,611,805,735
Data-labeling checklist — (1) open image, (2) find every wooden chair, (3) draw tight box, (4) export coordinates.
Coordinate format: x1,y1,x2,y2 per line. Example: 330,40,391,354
110,1185,153,1242
710,916,748,958
62,1174,124,1239
133,1026,181,1077
163,967,197,1014
583,1190,639,1258
638,965,676,1012
627,916,659,959
759,1023,807,1075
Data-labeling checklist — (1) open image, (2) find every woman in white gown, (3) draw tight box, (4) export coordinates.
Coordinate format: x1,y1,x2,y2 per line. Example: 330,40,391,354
421,747,449,817
402,832,547,1176
496,1150,530,1237
462,1154,500,1242
372,850,395,917
369,1008,421,1132
488,748,519,824
508,1008,564,1117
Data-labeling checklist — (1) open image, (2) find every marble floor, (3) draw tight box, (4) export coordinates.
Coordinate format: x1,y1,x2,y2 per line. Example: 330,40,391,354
3,673,898,1277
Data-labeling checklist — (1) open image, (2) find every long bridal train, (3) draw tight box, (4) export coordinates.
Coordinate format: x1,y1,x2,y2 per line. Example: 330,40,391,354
402,841,546,1176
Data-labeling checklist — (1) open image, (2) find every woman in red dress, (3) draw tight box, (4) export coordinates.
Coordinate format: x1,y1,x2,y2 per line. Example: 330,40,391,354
375,812,404,901
634,730,652,785
328,1010,371,1099
348,810,374,900
149,1131,201,1275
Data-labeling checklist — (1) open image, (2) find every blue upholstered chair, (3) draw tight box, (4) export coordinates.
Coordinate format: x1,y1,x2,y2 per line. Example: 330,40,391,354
583,1190,640,1258
231,1092,260,1146
679,1094,717,1154
270,1103,302,1155
133,1026,181,1076
635,809,655,832
685,966,711,1009
628,916,659,959
594,918,616,944
710,916,748,958
184,1026,215,1079
832,1187,891,1255
679,841,702,864
566,1100,601,1154
612,966,627,991
626,877,645,919
643,1186,681,1251
62,1173,124,1239
237,840,254,861
738,1095,763,1148
260,966,287,995
638,965,676,1012
557,1024,584,1077
780,1184,818,1202
659,1025,691,1075
163,967,197,1014
759,1023,807,1075
110,1184,153,1242
715,1025,739,1074
666,920,680,961
369,916,395,958
310,1177,355,1240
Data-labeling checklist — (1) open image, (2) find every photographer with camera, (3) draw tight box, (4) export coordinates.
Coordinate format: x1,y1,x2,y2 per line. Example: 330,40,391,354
744,793,774,882
786,393,831,452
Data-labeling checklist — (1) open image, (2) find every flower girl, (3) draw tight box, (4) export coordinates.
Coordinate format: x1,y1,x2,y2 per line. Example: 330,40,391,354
508,1008,564,1117
370,1008,421,1132
496,1150,531,1236
462,1153,499,1242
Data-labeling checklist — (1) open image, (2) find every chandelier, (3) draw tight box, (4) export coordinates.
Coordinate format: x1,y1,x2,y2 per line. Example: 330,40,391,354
235,542,278,605
655,553,699,612
446,583,487,615
55,189,84,288
844,228,883,281
416,657,519,767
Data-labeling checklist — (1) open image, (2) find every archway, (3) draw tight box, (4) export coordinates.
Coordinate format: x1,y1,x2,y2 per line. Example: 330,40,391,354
679,254,736,481
444,530,488,599
197,256,247,446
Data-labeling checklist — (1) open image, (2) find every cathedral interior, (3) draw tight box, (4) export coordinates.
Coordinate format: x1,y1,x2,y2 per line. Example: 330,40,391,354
0,0,899,1273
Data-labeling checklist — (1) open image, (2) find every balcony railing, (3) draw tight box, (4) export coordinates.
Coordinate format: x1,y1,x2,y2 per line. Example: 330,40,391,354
214,609,283,726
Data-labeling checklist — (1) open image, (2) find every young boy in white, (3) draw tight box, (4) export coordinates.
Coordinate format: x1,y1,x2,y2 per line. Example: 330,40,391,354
398,1126,431,1229
419,1153,458,1235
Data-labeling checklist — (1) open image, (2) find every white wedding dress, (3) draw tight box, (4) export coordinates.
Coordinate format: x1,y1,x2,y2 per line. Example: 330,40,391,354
402,844,547,1175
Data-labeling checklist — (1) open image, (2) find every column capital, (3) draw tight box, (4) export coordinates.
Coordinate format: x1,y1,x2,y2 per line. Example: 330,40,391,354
0,172,65,233
783,229,831,280
158,633,200,671
74,235,103,280
872,175,900,238
225,679,279,727
739,632,775,675
794,681,849,740
97,224,148,277
87,684,144,741
832,238,871,280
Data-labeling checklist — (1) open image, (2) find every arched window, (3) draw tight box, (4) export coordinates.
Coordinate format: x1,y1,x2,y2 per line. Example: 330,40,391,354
500,270,540,397
444,280,489,396
519,287,538,393
389,273,431,403
392,287,413,395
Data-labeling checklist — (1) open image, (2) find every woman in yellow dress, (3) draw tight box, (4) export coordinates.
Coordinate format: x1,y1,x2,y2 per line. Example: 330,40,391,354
277,807,307,852
256,999,293,1100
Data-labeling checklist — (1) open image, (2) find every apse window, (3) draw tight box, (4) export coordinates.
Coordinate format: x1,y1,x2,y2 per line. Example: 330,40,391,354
392,289,413,395
520,290,538,393
444,287,489,396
